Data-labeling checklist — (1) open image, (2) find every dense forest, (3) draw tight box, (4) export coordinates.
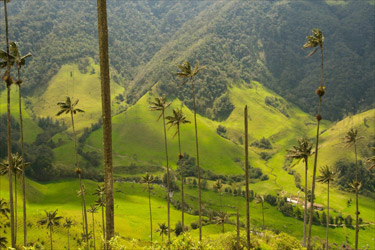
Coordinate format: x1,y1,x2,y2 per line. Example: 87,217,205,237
2,0,374,121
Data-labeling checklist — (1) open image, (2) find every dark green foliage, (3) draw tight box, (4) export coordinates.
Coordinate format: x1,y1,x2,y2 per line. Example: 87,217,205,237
265,194,277,206
345,215,353,227
264,96,289,118
211,93,234,121
321,211,327,226
336,160,375,197
216,125,227,138
251,137,272,149
0,114,20,159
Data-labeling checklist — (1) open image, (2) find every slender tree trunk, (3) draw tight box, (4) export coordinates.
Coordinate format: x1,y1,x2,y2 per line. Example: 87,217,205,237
102,201,105,245
326,181,329,250
14,173,17,244
17,66,27,246
148,183,153,244
303,159,308,247
50,226,53,250
236,206,240,250
191,78,202,241
161,110,171,242
97,0,114,244
92,213,96,250
67,228,70,250
177,125,185,231
222,221,224,233
307,44,324,250
4,0,15,247
244,106,250,249
71,112,89,244
354,143,359,250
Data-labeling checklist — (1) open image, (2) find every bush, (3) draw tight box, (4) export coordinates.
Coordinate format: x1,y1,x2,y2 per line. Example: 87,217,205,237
191,221,199,229
272,232,303,250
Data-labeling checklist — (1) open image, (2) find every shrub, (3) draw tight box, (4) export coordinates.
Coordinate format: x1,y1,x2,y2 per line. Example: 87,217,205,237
272,232,303,250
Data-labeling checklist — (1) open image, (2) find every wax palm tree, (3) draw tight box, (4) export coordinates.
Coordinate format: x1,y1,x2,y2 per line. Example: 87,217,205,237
214,211,228,233
156,223,168,242
175,60,205,241
93,185,105,242
0,199,10,218
88,205,98,250
56,96,88,243
141,172,155,244
244,105,250,249
317,165,336,250
96,0,115,242
254,194,265,229
303,28,325,250
38,210,63,250
9,41,31,247
149,95,172,242
343,128,363,250
166,107,190,230
63,218,74,250
213,179,223,210
2,0,15,246
286,137,313,246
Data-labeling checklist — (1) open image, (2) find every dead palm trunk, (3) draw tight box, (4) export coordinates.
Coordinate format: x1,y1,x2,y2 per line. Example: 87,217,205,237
303,157,308,247
71,112,88,244
97,0,115,243
177,124,185,231
307,43,324,250
190,78,202,241
244,106,250,249
161,109,171,242
17,67,27,246
4,0,15,247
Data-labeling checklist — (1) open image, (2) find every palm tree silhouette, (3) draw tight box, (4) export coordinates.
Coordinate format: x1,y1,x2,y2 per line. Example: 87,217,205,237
63,218,74,250
254,194,265,229
166,107,190,231
175,60,205,240
141,172,155,244
56,96,88,243
38,210,63,250
0,237,7,248
156,223,168,242
286,137,312,246
303,28,325,250
344,128,363,250
214,211,228,233
317,165,337,250
366,147,375,170
149,95,172,242
88,205,98,250
93,185,106,243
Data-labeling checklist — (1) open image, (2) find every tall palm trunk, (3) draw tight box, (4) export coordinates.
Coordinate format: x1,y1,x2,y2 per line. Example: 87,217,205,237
177,124,185,230
236,205,240,250
101,200,105,244
326,181,330,250
4,0,15,246
307,44,324,250
354,143,359,250
244,106,250,249
97,0,114,243
147,183,153,244
67,228,70,250
92,212,96,250
190,78,202,240
14,173,17,243
17,67,27,246
50,226,53,250
222,221,224,233
71,112,88,244
261,202,264,229
161,110,171,242
303,158,308,247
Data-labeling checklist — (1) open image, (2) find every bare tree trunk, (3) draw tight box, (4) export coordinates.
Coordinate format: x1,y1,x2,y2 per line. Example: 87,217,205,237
307,44,324,250
161,110,171,242
354,143,359,250
244,106,250,249
303,159,308,247
191,79,202,241
17,66,28,246
4,0,15,247
96,0,114,244
177,125,185,231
